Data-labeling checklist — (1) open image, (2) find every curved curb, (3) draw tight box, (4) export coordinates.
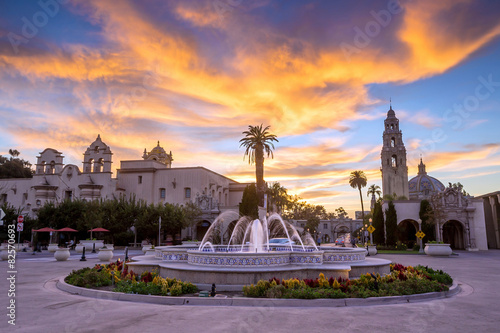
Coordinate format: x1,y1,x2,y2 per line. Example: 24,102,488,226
56,276,461,307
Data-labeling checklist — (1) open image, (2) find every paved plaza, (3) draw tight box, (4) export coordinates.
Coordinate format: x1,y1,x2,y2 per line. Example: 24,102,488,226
1,249,500,333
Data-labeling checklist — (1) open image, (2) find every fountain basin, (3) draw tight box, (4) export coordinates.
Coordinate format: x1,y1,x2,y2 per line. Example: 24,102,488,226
127,257,390,290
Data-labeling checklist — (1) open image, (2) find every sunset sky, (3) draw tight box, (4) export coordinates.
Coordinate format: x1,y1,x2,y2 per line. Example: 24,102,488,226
1,0,500,216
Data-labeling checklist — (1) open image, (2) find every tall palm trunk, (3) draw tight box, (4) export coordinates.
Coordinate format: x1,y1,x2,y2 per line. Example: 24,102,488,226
255,143,265,206
358,186,365,222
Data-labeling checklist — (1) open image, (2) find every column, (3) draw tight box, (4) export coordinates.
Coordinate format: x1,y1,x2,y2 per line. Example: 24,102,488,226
490,196,500,248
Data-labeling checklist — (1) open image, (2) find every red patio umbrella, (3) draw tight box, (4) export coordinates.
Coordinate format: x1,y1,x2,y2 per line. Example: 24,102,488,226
88,227,110,239
56,227,78,232
89,228,110,232
33,227,57,244
33,227,56,232
56,227,78,247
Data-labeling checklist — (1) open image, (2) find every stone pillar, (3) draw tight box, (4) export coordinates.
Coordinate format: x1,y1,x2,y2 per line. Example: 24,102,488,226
489,196,500,248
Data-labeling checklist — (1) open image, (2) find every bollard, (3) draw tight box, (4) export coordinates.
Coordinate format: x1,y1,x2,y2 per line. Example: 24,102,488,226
210,283,216,297
80,247,87,261
125,246,129,261
92,243,96,253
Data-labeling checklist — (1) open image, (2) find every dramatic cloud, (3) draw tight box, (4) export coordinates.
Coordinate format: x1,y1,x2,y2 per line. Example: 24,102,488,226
1,0,499,214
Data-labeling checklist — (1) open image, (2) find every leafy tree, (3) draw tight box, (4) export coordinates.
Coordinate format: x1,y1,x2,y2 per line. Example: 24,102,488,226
419,199,437,243
266,182,289,213
0,150,33,178
372,201,385,244
450,182,469,196
385,201,398,246
335,207,348,219
349,170,367,222
383,192,407,201
181,201,202,240
304,215,320,235
239,124,278,206
239,184,259,219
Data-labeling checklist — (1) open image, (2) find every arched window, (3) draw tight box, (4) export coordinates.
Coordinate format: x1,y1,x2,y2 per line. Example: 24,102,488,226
94,146,99,153
47,161,55,174
87,158,94,173
390,137,396,147
38,161,46,174
391,155,397,167
390,124,394,130
94,158,103,172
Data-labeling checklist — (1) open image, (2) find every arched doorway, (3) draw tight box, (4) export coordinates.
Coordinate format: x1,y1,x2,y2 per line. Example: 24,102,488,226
334,225,350,240
323,234,330,244
397,220,417,248
442,220,465,249
196,220,211,241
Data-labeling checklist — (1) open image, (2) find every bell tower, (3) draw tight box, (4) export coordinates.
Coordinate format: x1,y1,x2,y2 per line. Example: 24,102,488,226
380,104,409,199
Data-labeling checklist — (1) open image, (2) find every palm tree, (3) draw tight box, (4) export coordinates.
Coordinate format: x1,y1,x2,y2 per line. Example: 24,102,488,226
349,170,368,222
367,184,381,200
239,124,278,206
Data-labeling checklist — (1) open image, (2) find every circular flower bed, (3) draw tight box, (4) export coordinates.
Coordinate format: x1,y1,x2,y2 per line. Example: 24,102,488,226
65,260,198,296
242,263,453,299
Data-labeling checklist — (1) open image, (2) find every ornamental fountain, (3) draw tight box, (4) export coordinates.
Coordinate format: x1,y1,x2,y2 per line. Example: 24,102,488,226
129,212,390,290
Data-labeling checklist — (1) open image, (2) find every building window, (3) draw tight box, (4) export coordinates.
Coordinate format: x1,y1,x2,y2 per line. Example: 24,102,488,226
324,223,328,230
391,155,397,167
391,137,396,147
185,188,191,198
65,191,72,200
160,188,166,199
301,223,305,228
0,194,6,205
138,176,142,184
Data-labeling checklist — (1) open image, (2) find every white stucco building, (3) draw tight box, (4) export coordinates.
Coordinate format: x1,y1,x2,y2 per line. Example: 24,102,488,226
0,136,247,240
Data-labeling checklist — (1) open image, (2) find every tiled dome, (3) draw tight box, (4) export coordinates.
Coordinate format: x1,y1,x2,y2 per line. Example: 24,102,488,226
409,159,444,199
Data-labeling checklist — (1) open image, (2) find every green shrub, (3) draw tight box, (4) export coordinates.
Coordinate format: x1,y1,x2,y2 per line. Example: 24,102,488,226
395,241,407,251
65,267,112,288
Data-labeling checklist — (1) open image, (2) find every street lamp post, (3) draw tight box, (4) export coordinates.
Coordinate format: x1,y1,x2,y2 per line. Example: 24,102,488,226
417,219,423,253
364,224,368,245
369,218,373,245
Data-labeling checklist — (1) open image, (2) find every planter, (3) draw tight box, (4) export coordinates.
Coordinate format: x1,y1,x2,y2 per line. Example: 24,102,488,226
103,244,114,250
48,244,59,253
367,245,378,256
98,248,114,261
142,245,153,254
1,249,10,261
54,248,70,261
424,243,452,256
80,240,104,252
145,249,156,256
75,244,85,253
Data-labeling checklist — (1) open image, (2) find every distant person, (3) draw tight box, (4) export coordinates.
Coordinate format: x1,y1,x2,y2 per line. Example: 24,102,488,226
317,237,321,246
351,237,357,248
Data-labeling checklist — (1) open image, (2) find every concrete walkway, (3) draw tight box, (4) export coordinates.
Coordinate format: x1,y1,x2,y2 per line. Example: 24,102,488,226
1,249,500,333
